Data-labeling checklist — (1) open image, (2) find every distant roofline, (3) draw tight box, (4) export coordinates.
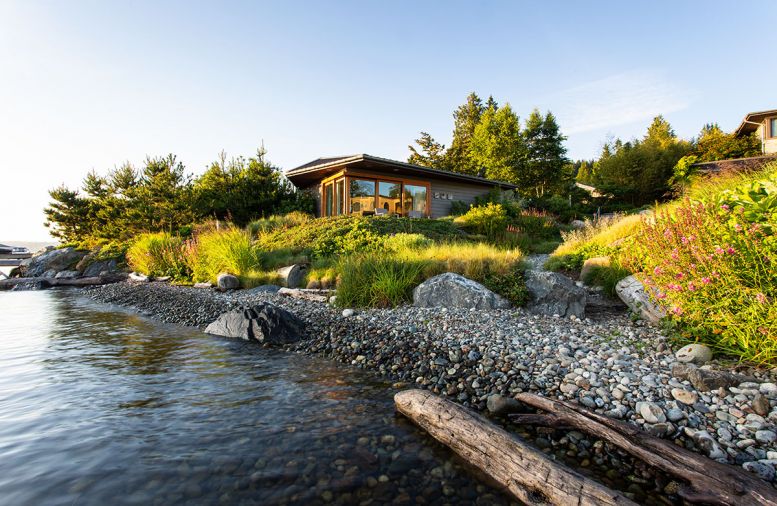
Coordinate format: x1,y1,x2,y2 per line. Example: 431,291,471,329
286,154,519,189
735,108,777,136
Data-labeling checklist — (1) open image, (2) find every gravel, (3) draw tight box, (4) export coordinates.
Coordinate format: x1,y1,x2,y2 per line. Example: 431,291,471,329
86,281,777,486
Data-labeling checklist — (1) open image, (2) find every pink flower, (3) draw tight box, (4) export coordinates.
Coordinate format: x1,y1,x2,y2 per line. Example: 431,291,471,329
653,267,663,275
681,236,689,244
675,272,684,280
721,204,730,211
734,223,743,232
701,277,711,285
687,282,696,292
714,247,724,255
756,293,767,304
656,292,667,300
726,247,736,255
671,306,683,316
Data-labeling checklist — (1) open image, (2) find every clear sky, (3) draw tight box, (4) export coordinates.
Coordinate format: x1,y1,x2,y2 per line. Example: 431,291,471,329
1,0,775,241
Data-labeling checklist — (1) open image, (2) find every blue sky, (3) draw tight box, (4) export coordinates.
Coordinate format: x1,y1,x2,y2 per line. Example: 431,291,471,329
1,1,776,241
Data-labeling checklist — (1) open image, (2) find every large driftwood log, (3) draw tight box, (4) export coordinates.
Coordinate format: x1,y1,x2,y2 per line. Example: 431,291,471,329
511,393,777,506
394,389,636,505
277,287,332,302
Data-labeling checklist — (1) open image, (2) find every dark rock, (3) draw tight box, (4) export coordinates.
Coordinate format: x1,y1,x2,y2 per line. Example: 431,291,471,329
753,394,771,416
688,368,757,392
23,247,87,277
671,362,697,380
246,284,282,294
217,273,240,291
524,270,586,318
205,303,305,344
413,272,510,310
82,259,118,278
54,270,80,280
486,394,521,416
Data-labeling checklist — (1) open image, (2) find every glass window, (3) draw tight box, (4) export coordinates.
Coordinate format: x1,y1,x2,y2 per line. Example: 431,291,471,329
378,181,402,214
335,179,345,215
324,183,333,216
770,118,777,138
403,184,427,217
350,179,375,213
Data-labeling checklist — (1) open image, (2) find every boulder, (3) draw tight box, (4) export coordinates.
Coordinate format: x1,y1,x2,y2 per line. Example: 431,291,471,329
675,343,713,364
524,270,586,318
412,272,510,310
204,303,305,344
54,270,80,280
81,259,118,278
579,256,611,284
23,247,87,277
615,275,666,323
216,273,240,291
277,264,307,288
570,220,586,229
486,395,522,416
688,367,757,392
246,284,281,294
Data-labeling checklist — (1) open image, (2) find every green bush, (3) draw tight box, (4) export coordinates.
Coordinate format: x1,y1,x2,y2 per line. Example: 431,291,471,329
247,211,312,236
449,200,470,216
622,170,777,363
336,255,427,308
482,268,529,306
186,227,262,284
126,232,190,279
454,203,508,241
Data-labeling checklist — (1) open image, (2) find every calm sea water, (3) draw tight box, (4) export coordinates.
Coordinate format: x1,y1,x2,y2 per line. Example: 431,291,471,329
0,289,510,505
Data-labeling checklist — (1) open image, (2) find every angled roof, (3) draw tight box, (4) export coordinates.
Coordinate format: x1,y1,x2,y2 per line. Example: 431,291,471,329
285,154,519,189
735,109,777,136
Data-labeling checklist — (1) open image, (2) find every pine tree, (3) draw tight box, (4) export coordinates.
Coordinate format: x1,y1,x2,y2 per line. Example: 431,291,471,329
521,109,568,197
446,92,485,174
407,132,447,168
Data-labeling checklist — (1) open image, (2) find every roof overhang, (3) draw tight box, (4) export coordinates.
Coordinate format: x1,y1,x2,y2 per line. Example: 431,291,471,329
285,154,519,189
735,109,777,136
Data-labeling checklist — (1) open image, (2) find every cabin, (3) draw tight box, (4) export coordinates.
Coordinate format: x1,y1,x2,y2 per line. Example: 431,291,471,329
285,154,518,218
735,108,777,155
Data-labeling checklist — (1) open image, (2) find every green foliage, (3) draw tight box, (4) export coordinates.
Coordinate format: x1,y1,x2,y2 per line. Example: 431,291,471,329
581,262,632,297
247,211,312,236
126,233,190,280
482,268,529,306
692,123,762,162
193,148,298,226
520,109,569,197
469,103,525,184
449,200,471,216
186,226,262,284
335,256,427,308
593,116,691,205
407,132,449,169
454,203,508,241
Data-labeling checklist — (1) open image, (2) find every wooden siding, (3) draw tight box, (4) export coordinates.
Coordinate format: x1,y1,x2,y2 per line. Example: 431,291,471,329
429,180,497,218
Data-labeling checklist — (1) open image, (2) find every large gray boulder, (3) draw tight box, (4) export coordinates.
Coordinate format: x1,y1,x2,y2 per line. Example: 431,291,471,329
23,247,87,277
412,272,510,310
524,270,587,318
54,270,80,280
204,303,305,344
277,264,307,288
216,273,240,290
615,275,666,323
81,259,118,278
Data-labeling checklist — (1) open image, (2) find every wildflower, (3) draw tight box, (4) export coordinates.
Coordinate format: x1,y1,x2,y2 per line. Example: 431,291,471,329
653,266,663,275
687,282,696,292
656,292,667,300
726,247,736,255
756,293,767,304
671,306,683,316
734,223,743,233
675,272,684,280
671,249,679,260
681,236,689,244
701,277,711,285
721,204,730,212
714,247,724,255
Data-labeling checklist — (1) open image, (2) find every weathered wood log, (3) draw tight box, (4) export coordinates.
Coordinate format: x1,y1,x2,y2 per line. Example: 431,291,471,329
511,393,777,506
394,389,637,505
0,276,123,290
277,287,332,302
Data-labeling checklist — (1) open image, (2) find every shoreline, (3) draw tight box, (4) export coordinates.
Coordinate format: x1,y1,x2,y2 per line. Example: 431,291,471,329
84,281,777,487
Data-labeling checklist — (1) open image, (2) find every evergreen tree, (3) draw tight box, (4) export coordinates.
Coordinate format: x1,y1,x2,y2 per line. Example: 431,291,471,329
521,109,568,196
468,103,525,183
44,186,91,243
446,92,485,174
407,132,448,168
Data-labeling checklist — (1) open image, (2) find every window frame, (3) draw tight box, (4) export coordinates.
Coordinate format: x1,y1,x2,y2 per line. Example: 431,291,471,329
320,169,432,217
769,117,777,139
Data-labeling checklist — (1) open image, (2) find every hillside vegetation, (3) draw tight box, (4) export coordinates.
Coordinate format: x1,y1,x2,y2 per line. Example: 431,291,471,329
547,163,777,363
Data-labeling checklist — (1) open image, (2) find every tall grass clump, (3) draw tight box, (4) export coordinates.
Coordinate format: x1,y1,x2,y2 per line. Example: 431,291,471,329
247,211,312,236
187,227,263,285
126,232,190,279
335,256,427,308
622,171,776,363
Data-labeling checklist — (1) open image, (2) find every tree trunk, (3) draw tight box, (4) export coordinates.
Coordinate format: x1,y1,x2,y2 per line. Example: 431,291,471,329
394,389,636,505
511,393,777,506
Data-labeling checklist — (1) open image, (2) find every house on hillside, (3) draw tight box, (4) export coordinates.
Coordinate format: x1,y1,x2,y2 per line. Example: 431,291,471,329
736,108,777,155
285,154,518,218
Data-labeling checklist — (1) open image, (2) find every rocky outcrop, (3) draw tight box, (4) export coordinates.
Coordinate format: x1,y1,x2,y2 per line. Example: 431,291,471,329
615,275,666,324
22,247,87,278
216,273,240,290
54,270,80,280
413,273,510,310
81,259,119,278
204,303,305,344
277,264,307,289
10,279,52,291
524,270,586,318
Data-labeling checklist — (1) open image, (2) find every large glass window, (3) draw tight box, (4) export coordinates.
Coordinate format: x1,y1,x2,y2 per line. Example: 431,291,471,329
403,184,427,217
350,179,376,213
335,179,345,215
378,182,402,214
770,118,777,138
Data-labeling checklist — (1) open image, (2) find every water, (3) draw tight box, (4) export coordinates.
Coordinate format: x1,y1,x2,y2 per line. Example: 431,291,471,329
0,290,510,505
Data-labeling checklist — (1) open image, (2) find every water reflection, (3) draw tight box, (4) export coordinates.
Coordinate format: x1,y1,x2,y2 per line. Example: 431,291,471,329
0,289,512,505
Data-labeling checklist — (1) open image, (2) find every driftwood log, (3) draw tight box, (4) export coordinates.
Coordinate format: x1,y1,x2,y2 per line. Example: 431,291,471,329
0,276,123,290
510,393,777,506
277,287,332,302
394,389,637,505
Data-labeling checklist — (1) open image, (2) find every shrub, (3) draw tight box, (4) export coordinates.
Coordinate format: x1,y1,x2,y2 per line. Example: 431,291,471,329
335,256,427,308
449,200,470,216
126,232,190,279
622,182,776,363
482,268,529,306
186,227,262,284
247,211,312,236
454,203,508,241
